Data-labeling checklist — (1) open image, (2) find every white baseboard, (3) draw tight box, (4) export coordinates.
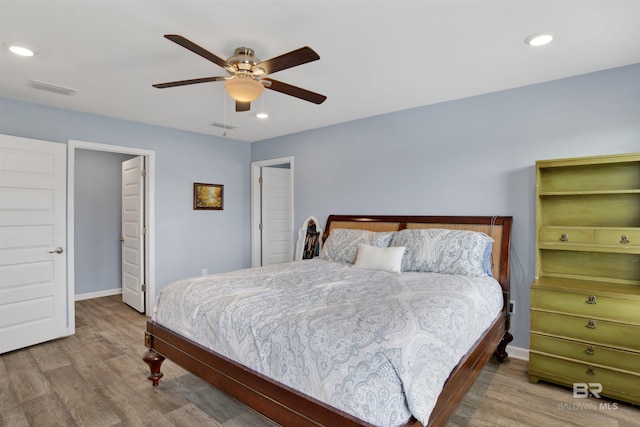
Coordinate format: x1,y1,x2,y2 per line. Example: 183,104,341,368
75,288,122,301
506,345,529,361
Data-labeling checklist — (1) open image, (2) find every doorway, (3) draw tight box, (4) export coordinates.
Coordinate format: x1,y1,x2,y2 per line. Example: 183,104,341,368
68,140,155,314
251,157,294,267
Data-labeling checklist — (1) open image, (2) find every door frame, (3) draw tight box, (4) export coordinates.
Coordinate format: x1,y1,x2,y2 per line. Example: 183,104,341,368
250,156,294,267
67,140,155,316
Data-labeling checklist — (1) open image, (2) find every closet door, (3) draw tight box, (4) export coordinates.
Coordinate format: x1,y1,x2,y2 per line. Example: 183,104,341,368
121,156,145,312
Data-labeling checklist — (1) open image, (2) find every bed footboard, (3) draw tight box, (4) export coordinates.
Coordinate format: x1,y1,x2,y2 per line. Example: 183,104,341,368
143,320,376,427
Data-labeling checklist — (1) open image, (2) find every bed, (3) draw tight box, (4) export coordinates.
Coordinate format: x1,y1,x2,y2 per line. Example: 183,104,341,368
143,214,513,426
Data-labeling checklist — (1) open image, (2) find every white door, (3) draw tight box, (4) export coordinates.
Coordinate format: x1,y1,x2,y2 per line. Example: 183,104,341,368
261,167,293,265
0,134,68,353
121,156,145,312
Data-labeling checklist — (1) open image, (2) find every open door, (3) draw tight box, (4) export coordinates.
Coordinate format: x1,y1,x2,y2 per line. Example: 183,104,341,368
251,157,294,267
0,134,69,353
121,156,145,312
261,166,293,265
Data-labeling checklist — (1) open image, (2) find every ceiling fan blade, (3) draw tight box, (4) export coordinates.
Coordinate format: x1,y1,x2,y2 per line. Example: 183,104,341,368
255,46,320,75
153,76,227,88
262,78,326,104
236,101,251,112
164,34,234,72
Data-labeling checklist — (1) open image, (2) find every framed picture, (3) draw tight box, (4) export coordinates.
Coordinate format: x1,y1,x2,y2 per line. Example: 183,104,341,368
193,183,224,210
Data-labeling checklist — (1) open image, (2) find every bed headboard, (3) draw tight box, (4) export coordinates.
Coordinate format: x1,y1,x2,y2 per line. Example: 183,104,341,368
322,215,513,295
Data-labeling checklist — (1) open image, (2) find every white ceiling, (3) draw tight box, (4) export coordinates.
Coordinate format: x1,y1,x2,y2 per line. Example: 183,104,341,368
1,1,639,143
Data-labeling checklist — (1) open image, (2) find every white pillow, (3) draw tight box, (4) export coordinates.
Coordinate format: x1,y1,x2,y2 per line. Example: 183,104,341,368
353,243,406,274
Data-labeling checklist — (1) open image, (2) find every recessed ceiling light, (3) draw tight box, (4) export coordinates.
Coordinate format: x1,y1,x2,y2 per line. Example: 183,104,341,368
524,33,554,47
9,45,35,56
256,112,269,119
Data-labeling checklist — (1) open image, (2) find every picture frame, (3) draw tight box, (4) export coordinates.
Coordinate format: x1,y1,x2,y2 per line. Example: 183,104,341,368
193,183,224,210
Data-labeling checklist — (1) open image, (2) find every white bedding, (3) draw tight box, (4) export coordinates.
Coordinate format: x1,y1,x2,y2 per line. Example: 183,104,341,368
154,259,503,426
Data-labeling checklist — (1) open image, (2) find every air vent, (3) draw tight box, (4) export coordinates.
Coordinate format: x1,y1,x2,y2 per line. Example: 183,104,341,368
211,121,239,130
27,79,77,96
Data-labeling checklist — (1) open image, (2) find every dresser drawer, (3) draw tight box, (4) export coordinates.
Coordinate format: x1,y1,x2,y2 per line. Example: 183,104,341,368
530,311,640,351
529,353,640,404
530,333,639,373
594,228,640,247
531,288,640,324
539,227,593,244
539,226,640,249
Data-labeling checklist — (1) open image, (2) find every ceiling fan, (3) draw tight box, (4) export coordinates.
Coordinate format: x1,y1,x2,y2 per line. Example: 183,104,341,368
153,34,327,112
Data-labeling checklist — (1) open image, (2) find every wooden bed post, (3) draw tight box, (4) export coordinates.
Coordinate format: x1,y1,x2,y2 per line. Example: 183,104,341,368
493,215,513,364
143,332,165,386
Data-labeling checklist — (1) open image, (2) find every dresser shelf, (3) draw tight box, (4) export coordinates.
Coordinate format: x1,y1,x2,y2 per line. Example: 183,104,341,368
540,189,640,196
529,153,640,406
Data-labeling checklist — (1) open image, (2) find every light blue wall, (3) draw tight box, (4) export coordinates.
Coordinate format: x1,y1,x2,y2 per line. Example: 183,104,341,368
0,97,253,297
251,64,640,349
74,149,135,296
2,64,638,348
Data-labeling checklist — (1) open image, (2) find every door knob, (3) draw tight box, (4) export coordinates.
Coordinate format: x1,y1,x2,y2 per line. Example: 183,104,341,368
49,247,64,254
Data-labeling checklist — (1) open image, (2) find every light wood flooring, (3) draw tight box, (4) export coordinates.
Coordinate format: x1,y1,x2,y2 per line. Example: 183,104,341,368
1,295,638,426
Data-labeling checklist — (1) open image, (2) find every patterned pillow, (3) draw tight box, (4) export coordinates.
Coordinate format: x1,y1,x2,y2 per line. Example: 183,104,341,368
320,229,395,264
390,228,494,276
483,242,494,277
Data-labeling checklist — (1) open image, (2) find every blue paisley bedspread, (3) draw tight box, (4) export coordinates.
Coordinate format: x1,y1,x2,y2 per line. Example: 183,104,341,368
153,259,503,426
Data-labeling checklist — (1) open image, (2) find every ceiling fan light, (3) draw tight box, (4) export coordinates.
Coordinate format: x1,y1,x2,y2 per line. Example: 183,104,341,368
224,76,264,102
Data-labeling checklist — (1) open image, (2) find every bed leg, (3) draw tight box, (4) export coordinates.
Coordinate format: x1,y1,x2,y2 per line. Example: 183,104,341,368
493,313,512,363
142,349,165,386
143,332,165,386
493,315,513,363
494,330,513,363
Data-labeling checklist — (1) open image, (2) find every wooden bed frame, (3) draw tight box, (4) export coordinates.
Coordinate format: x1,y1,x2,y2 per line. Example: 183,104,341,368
143,215,513,427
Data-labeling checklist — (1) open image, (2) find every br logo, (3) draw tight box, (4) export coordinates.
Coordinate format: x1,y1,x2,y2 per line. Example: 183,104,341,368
573,382,602,398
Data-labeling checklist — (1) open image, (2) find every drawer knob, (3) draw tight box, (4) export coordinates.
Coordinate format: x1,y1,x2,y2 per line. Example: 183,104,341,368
585,346,595,356
587,295,597,304
560,233,569,242
620,235,629,244
586,365,596,376
587,319,597,329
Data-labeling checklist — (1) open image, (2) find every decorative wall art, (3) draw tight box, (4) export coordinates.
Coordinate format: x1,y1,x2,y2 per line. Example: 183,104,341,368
193,183,224,210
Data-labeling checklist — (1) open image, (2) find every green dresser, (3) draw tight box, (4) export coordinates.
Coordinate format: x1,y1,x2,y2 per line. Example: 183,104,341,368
529,153,640,405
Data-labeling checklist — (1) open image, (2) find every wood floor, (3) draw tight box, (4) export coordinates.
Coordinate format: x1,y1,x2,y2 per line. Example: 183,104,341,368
1,295,638,427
